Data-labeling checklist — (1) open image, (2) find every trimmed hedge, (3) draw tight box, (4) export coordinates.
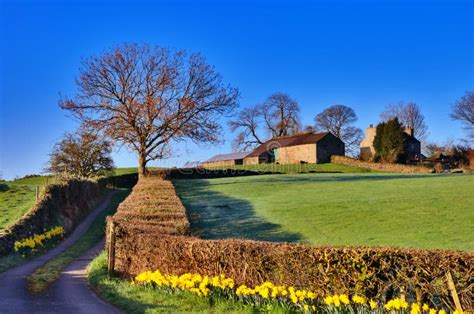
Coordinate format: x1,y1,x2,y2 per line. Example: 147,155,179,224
107,177,473,311
0,173,137,256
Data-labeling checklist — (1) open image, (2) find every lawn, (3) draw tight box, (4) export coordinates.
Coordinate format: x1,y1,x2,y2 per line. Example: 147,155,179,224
174,173,474,251
203,162,375,174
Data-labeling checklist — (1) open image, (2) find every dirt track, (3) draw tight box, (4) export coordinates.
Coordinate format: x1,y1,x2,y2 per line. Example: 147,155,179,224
0,192,121,313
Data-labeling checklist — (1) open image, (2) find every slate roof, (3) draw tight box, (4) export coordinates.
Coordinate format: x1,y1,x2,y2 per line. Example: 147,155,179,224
204,151,252,163
247,132,330,157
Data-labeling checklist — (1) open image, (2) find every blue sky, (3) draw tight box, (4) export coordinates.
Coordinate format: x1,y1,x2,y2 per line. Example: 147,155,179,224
0,0,473,180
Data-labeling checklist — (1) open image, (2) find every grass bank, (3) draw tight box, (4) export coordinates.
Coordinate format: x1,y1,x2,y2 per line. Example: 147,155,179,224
26,189,130,293
87,252,286,313
174,173,474,251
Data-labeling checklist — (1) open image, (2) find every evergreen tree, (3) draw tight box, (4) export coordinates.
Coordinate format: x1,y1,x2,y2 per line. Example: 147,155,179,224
373,118,407,163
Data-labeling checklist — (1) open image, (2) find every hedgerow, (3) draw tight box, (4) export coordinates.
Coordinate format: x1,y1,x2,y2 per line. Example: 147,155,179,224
106,177,473,312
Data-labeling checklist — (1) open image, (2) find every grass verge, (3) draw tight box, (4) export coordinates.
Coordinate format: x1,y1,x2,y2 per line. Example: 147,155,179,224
26,189,130,294
87,252,287,313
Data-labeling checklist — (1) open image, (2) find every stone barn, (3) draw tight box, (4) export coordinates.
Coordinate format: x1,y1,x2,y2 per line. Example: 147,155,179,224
202,152,251,167
243,132,345,165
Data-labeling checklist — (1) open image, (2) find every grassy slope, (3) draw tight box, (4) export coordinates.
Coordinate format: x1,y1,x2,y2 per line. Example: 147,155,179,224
0,176,53,230
174,173,474,251
88,252,286,314
27,189,130,293
204,163,375,173
0,184,36,229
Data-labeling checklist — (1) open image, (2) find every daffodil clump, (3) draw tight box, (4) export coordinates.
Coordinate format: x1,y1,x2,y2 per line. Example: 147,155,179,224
14,226,65,254
134,269,465,313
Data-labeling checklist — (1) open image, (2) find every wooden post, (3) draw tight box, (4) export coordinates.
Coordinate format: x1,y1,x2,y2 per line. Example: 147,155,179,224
107,220,116,276
35,186,40,201
446,271,463,312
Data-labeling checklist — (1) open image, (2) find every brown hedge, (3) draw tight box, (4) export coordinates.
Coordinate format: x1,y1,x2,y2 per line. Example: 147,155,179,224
107,177,473,311
0,179,100,255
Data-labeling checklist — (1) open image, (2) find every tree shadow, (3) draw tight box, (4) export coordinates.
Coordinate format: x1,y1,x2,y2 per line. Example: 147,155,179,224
212,173,437,185
174,180,302,243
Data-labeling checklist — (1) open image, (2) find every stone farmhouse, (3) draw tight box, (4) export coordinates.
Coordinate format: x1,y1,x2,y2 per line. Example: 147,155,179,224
203,132,345,167
360,124,422,161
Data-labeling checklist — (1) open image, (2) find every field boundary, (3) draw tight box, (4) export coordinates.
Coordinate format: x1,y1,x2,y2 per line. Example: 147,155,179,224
106,176,473,311
0,173,137,256
331,155,433,173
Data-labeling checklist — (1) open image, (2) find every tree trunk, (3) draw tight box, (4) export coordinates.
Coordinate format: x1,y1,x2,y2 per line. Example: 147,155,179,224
138,153,147,179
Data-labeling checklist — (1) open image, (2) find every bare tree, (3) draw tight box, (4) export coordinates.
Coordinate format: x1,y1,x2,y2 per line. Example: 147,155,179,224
47,131,114,178
228,107,264,150
60,43,239,177
314,105,363,156
229,92,300,150
451,91,474,141
380,101,428,141
261,92,300,138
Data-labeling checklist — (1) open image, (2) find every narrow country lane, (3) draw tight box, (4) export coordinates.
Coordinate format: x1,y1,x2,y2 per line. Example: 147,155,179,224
0,192,121,314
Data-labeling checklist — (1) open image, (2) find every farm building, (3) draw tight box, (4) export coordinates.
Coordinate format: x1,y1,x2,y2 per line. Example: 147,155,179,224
360,124,422,161
202,151,251,167
244,132,345,164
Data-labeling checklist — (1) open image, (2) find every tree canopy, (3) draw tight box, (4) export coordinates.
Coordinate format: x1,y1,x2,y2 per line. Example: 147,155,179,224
47,131,114,178
373,118,407,163
60,43,239,176
314,104,363,156
229,92,300,150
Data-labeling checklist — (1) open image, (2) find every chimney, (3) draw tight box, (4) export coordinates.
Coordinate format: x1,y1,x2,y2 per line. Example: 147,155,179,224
404,128,414,137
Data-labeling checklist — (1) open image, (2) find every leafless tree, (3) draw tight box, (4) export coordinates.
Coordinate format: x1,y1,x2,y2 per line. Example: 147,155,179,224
60,43,239,177
228,107,264,150
451,91,474,141
229,92,300,150
261,92,300,138
380,101,428,141
46,131,114,178
314,105,363,156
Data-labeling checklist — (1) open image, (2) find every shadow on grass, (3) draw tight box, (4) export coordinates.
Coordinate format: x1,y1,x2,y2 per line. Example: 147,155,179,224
174,180,302,243
207,173,437,186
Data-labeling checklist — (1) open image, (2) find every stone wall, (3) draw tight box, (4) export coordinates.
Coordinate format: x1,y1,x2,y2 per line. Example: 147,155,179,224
277,144,316,164
331,155,433,173
202,160,236,168
243,156,259,165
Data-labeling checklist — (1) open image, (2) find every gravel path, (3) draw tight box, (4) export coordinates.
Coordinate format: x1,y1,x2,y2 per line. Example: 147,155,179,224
0,192,121,313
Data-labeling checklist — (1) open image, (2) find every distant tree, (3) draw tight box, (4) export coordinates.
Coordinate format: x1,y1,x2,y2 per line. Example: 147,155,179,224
228,107,264,150
314,104,363,156
380,101,428,142
373,118,407,163
47,131,114,178
229,92,300,150
60,43,239,177
261,92,300,138
451,91,474,141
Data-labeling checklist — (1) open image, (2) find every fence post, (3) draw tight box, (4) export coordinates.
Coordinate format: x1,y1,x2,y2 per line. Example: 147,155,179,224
35,186,40,201
446,271,463,312
107,220,116,276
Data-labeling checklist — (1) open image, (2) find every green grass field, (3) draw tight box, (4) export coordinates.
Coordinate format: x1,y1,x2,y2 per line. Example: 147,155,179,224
174,173,474,251
0,175,53,230
203,163,375,174
0,168,134,231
